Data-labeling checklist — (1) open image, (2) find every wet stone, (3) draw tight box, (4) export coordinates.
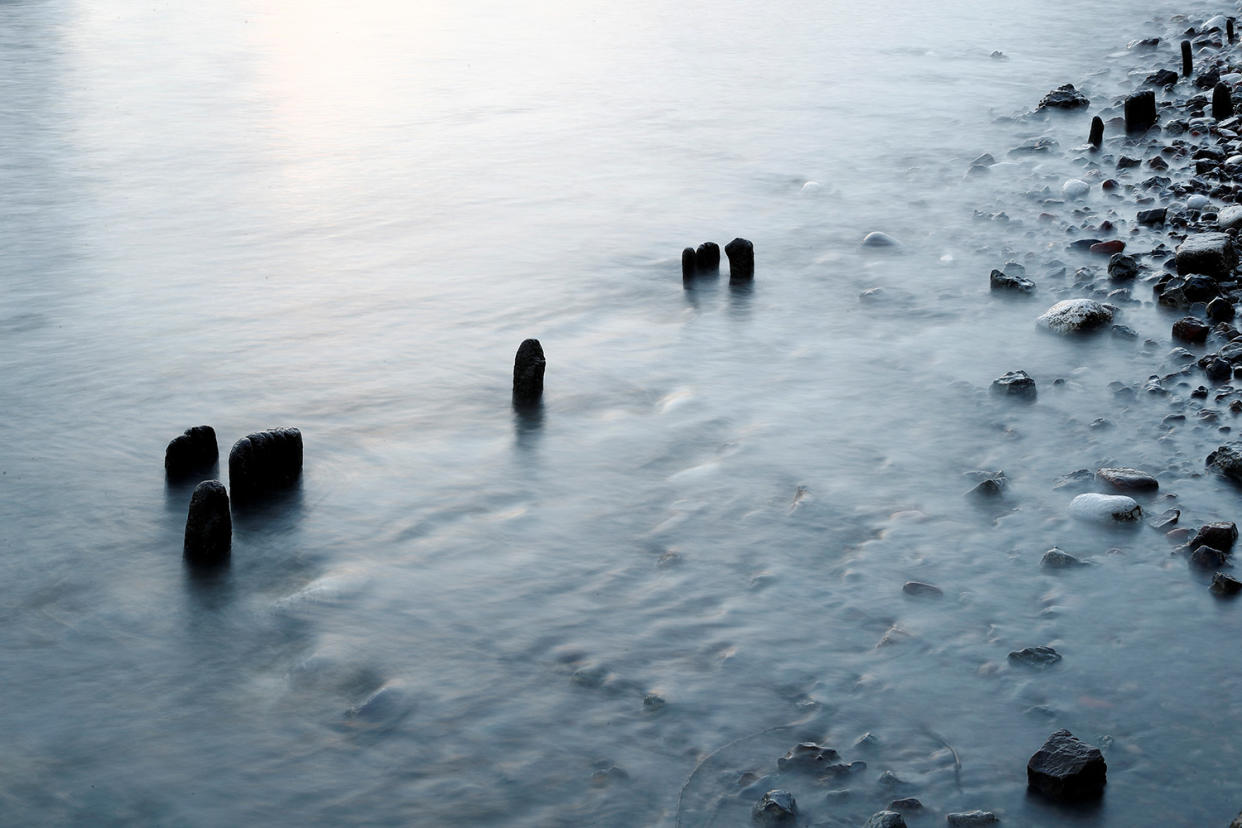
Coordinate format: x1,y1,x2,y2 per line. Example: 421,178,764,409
947,812,1001,827
777,742,840,772
725,237,755,281
752,789,796,824
863,810,907,828
1008,645,1062,668
888,798,923,813
513,339,546,403
1036,299,1113,334
991,370,1036,400
1207,442,1242,481
695,242,720,271
1041,548,1084,569
1217,204,1242,230
1053,469,1094,490
1137,207,1167,226
1208,297,1236,323
1149,508,1180,529
1173,316,1211,344
1188,545,1229,569
1210,572,1242,595
1107,253,1138,281
1176,232,1236,278
903,581,943,598
1010,137,1058,156
990,269,1036,294
1095,467,1159,492
1026,729,1107,801
861,231,901,248
1069,493,1142,523
228,428,303,502
1038,83,1089,110
1190,521,1238,552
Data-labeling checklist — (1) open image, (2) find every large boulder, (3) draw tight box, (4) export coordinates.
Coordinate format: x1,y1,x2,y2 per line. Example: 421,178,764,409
513,339,546,404
228,428,303,501
1027,729,1107,801
1207,442,1242,482
1176,232,1236,278
165,425,218,480
184,480,231,565
1069,493,1141,523
1036,299,1113,334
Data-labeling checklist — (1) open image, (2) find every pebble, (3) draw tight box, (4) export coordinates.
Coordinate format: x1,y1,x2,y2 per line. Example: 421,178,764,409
1188,546,1229,569
991,370,1036,399
1062,178,1090,199
1190,522,1238,552
1095,467,1159,492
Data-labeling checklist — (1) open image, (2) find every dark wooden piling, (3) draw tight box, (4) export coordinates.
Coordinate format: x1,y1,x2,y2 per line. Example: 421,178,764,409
1229,18,1236,44
184,480,231,565
1124,90,1157,133
1182,40,1193,77
1214,82,1234,121
681,247,696,279
695,242,720,272
513,339,545,404
1089,116,1104,149
724,238,754,282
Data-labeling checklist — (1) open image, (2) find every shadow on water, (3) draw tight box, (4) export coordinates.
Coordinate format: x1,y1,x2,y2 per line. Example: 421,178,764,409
230,479,306,534
162,465,220,516
728,279,754,318
682,270,720,310
512,396,544,450
182,558,235,612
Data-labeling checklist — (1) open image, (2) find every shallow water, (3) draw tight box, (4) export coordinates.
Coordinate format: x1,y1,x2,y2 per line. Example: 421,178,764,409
3,0,1242,825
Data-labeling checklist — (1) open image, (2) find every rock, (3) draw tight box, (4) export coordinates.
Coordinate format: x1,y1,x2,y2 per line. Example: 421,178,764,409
183,480,231,565
696,242,720,271
1090,240,1125,255
1176,232,1236,278
888,798,922,813
227,428,302,502
861,231,901,248
1036,299,1113,334
513,339,546,404
165,425,219,480
947,812,1000,827
1145,69,1180,86
863,811,907,828
1095,467,1158,492
1173,316,1211,344
725,237,755,281
1218,204,1242,230
1062,179,1089,199
1207,442,1242,481
1149,508,1180,529
1188,545,1229,569
1125,90,1158,133
903,581,943,598
1038,84,1089,110
681,247,696,278
991,370,1036,400
1137,207,1167,226
1053,469,1094,490
1026,729,1106,801
1147,155,1169,171
1208,297,1236,323
1069,493,1141,523
1205,357,1233,382
752,790,796,824
1187,194,1211,211
777,742,840,772
1107,254,1138,281
1009,137,1058,156
1042,548,1083,569
1232,810,1242,828
1190,522,1238,552
968,471,1007,498
1008,646,1062,668
990,269,1036,294
1210,572,1242,595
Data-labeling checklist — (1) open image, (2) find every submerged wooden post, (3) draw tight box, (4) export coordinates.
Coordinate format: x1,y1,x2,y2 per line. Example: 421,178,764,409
1229,18,1236,44
681,247,696,279
1182,40,1193,77
1214,82,1234,120
513,339,545,404
1088,116,1104,149
724,238,754,282
184,480,231,565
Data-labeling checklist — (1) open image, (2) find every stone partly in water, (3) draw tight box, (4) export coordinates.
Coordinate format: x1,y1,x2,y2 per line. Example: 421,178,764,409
228,427,304,502
861,231,901,248
1175,232,1236,278
1062,178,1090,199
513,339,546,404
1188,546,1229,569
165,425,219,480
888,798,922,813
990,269,1036,294
1172,316,1211,344
1027,729,1107,801
1041,548,1084,569
184,480,231,566
862,811,907,828
1137,207,1167,226
991,370,1037,400
1036,299,1113,334
1089,115,1104,148
1095,467,1158,492
1207,443,1242,482
1009,646,1062,668
1069,493,1142,523
947,812,1000,827
725,237,755,281
1038,83,1089,110
1210,572,1242,596
1218,204,1242,230
752,789,796,824
903,581,943,598
1107,253,1138,281
1208,297,1236,323
776,742,840,772
1191,522,1238,552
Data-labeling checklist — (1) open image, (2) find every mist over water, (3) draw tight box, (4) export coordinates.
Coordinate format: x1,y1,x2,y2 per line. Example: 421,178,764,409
3,0,1241,824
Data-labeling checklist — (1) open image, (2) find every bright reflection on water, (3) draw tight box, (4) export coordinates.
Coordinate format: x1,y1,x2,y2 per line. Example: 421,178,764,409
2,0,1240,824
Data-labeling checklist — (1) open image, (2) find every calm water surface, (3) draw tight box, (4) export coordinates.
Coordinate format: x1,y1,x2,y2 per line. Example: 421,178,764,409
3,0,1241,824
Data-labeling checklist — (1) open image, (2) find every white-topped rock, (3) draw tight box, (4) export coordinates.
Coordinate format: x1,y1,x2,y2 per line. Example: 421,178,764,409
1070,493,1142,523
1187,194,1211,211
1036,299,1113,334
1219,205,1242,230
861,231,901,248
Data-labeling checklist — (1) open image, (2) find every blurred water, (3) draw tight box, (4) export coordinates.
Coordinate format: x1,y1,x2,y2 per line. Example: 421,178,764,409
2,0,1241,824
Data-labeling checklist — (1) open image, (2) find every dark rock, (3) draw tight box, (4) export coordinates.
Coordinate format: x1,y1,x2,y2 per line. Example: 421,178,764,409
1107,254,1138,281
1038,84,1089,110
902,581,943,598
1008,646,1062,668
725,237,755,281
1117,156,1141,169
1009,137,1058,156
991,370,1036,400
968,471,1008,498
863,811,906,828
1176,232,1236,277
1208,297,1236,322
888,798,922,813
1145,68,1180,87
1147,156,1169,171
947,812,1000,827
1137,207,1167,226
1026,729,1106,801
1188,545,1229,569
681,247,696,278
990,269,1036,294
165,425,219,480
1215,83,1236,121
1173,317,1211,344
1041,548,1083,569
1090,240,1125,255
752,789,796,824
1210,572,1242,595
819,760,867,779
1207,442,1242,481
228,428,303,501
1053,469,1094,490
1125,91,1158,133
1095,467,1158,492
1111,324,1138,340
777,742,840,772
1149,508,1180,529
1190,521,1238,552
1197,67,1222,91
861,231,901,248
1088,116,1104,148
696,242,720,272
512,339,546,404
184,480,231,565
